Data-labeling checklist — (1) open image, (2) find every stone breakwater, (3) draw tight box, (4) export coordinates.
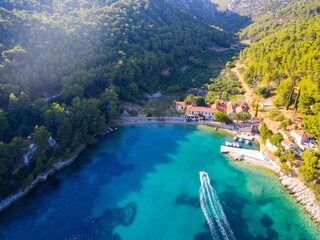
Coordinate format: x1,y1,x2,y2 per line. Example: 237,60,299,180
279,173,320,224
0,145,85,212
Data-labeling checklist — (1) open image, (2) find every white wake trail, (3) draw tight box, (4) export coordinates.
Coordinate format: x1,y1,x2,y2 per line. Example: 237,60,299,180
199,184,218,239
199,171,236,240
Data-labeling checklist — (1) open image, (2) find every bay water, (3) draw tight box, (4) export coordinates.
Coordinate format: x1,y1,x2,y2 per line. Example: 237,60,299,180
0,125,319,239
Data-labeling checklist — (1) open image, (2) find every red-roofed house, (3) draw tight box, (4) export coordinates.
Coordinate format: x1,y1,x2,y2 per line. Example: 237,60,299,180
281,139,296,149
226,101,249,119
186,106,219,119
215,99,227,112
175,101,187,111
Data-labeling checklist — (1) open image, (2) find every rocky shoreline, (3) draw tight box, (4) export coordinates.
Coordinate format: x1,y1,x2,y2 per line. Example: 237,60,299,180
0,145,85,212
279,172,320,224
227,153,320,224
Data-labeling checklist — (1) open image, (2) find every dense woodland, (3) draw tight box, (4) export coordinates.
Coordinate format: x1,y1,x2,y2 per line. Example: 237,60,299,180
0,0,320,201
240,0,320,194
0,0,248,199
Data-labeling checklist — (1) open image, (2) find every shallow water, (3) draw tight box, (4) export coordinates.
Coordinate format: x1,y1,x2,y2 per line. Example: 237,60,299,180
0,125,319,240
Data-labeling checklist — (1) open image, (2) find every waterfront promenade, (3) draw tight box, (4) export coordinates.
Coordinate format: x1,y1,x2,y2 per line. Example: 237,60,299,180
116,117,236,130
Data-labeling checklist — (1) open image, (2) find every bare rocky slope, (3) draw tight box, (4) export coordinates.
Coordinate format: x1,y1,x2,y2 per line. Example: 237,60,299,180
228,0,299,17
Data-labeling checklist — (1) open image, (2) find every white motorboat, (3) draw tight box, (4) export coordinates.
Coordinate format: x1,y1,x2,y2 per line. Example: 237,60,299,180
199,171,208,178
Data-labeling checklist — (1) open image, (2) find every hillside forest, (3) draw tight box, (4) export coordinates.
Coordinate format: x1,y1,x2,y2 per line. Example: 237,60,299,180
0,0,320,201
239,0,320,192
0,0,249,200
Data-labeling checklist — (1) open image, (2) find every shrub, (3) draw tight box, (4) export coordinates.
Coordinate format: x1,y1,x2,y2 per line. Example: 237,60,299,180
275,113,285,122
214,112,232,124
269,132,284,147
280,119,291,130
256,86,271,98
268,108,280,119
129,110,138,116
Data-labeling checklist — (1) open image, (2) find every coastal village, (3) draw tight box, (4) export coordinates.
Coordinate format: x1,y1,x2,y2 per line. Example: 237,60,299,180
114,85,320,223
171,65,320,222
175,99,318,155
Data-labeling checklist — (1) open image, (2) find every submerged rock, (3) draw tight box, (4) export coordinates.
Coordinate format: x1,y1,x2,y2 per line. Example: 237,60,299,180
175,194,199,208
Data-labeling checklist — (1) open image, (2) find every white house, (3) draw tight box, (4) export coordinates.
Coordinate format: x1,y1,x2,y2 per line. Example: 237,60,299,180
281,139,301,154
185,105,219,119
175,101,187,111
260,102,273,108
266,139,278,153
290,129,315,150
23,143,37,165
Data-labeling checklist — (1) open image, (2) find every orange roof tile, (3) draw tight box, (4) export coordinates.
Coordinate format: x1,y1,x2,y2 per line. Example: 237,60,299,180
187,106,219,113
251,116,263,121
281,139,294,147
292,129,313,138
176,101,186,107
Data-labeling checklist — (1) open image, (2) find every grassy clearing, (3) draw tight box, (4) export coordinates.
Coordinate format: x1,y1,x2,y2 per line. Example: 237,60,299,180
143,96,178,117
229,94,246,101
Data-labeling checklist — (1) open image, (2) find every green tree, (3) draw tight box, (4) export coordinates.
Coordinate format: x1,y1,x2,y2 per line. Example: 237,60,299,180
194,96,206,107
269,133,284,147
299,149,320,183
259,122,272,143
100,86,120,121
0,109,9,141
256,86,271,98
56,119,73,147
32,126,51,154
214,112,232,124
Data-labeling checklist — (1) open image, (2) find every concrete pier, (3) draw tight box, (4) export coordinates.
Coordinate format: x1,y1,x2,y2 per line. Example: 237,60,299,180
220,146,276,170
220,146,278,171
221,146,264,160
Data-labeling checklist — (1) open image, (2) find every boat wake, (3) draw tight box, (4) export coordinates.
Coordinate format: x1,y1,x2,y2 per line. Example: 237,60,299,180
199,171,236,240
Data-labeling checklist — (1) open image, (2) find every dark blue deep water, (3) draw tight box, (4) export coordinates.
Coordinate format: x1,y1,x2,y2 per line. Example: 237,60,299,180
0,125,319,240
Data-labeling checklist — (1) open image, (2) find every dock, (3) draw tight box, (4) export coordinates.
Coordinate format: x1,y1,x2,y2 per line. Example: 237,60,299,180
220,146,275,170
236,134,254,141
221,146,264,160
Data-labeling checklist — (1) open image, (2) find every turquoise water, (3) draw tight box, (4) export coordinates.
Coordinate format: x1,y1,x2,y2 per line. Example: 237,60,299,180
0,124,319,240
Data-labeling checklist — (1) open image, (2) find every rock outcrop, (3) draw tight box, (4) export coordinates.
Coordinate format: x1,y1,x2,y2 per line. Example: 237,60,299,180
279,173,320,223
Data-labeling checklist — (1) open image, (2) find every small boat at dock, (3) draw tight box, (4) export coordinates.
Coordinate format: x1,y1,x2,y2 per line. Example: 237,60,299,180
232,142,240,148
